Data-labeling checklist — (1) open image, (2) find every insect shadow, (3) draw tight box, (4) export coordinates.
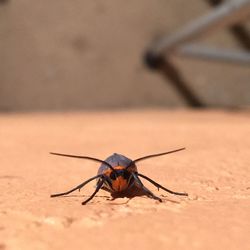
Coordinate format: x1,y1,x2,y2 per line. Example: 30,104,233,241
50,148,188,205
52,187,180,205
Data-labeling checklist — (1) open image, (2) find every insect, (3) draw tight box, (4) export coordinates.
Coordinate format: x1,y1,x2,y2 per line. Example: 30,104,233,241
50,147,188,205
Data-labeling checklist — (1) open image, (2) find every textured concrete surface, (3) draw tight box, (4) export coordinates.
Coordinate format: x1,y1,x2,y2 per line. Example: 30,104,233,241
0,110,250,250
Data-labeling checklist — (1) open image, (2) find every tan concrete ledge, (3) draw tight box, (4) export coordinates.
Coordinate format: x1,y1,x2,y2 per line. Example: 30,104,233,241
0,109,249,250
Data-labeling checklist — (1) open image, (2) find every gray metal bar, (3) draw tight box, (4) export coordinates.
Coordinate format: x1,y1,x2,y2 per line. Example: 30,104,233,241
176,43,250,64
151,0,250,56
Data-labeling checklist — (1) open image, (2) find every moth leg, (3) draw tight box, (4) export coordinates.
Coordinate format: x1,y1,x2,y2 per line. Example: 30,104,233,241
132,173,162,202
82,177,105,205
51,174,103,198
137,173,188,196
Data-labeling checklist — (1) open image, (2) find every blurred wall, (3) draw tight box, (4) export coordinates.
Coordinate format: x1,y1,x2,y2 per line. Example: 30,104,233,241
0,0,250,111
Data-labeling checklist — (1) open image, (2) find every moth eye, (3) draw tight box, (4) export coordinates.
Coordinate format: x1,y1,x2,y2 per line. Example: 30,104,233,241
123,171,130,179
110,171,116,180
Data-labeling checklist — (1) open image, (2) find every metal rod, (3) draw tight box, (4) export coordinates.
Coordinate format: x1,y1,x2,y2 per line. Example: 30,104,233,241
206,0,250,50
158,59,206,107
176,43,250,64
150,0,250,56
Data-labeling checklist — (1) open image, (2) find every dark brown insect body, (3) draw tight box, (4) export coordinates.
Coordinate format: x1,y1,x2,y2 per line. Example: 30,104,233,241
50,148,188,205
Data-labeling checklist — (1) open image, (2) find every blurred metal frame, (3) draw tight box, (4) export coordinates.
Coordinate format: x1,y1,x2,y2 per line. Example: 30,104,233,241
145,0,250,107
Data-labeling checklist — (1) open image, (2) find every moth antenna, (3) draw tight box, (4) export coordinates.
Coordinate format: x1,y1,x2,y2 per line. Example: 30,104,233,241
50,152,115,171
126,147,185,169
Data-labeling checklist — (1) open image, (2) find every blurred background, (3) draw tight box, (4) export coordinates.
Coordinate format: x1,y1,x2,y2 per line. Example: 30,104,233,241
1,0,250,112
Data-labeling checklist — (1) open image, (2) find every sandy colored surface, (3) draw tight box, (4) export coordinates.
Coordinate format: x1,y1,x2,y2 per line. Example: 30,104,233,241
0,110,250,250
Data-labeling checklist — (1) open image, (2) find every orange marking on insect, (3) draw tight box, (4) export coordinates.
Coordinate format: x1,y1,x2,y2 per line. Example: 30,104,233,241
111,175,129,192
103,165,127,176
114,166,126,170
